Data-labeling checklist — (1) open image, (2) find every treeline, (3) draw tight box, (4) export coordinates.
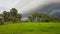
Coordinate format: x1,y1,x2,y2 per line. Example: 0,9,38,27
28,13,60,22
0,8,60,25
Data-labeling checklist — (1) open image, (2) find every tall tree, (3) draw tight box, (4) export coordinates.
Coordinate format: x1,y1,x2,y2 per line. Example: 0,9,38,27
10,8,22,22
10,8,17,16
3,11,10,21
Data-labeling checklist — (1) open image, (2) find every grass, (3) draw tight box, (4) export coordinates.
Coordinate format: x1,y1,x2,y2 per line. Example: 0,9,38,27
0,22,60,34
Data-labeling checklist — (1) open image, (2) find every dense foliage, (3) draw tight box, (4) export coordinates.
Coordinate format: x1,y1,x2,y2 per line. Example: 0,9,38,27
0,8,60,25
28,13,60,22
0,8,22,24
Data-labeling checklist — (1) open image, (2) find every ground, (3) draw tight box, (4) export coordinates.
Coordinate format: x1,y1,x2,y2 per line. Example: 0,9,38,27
0,22,60,34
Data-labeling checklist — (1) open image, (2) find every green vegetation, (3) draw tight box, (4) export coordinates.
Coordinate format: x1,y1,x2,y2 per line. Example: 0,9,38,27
28,13,60,22
0,8,60,34
0,22,60,34
0,8,60,24
0,8,22,24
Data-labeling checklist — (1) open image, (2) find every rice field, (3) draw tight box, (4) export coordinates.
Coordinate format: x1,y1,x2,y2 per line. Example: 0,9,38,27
0,22,60,34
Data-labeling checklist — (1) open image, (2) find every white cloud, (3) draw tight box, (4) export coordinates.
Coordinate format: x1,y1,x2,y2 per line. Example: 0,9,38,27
0,0,60,14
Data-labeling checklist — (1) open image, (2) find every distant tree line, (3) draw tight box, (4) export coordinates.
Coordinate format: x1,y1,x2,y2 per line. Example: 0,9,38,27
0,8,60,25
28,13,60,22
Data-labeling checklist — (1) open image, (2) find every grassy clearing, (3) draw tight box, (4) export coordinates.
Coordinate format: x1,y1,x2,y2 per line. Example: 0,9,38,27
0,22,60,34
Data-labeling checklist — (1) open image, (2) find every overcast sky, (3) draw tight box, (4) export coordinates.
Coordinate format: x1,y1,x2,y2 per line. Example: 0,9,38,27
0,0,60,14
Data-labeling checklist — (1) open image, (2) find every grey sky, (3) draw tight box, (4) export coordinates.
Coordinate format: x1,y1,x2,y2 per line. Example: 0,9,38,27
0,0,60,14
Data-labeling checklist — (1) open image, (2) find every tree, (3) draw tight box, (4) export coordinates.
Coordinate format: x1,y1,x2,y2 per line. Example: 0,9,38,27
0,17,4,25
10,8,17,16
28,12,60,22
3,11,10,21
10,8,18,23
17,14,22,22
30,13,42,22
11,17,17,23
10,8,22,23
28,16,34,22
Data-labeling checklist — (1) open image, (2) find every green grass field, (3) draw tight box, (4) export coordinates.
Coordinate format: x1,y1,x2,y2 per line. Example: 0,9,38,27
0,22,60,34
